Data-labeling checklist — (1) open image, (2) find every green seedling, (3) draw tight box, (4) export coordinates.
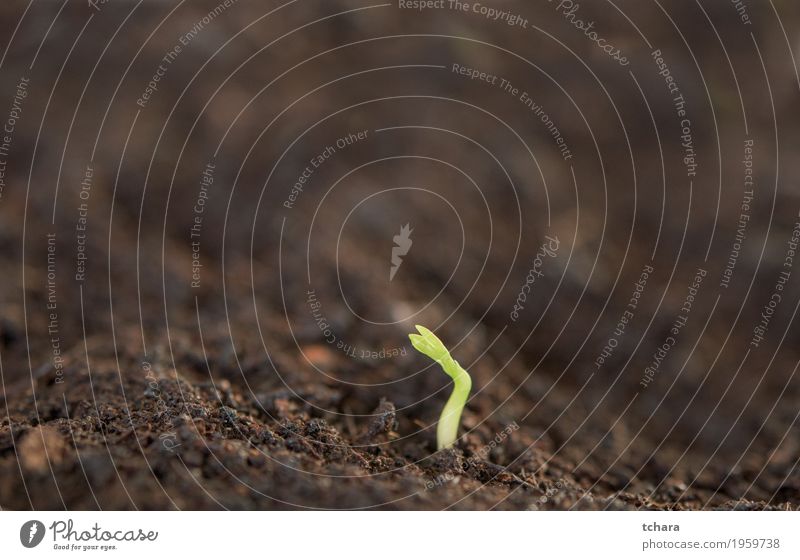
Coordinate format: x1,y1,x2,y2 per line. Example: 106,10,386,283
408,325,472,450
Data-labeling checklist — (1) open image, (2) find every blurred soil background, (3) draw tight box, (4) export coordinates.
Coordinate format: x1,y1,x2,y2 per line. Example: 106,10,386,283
1,0,800,509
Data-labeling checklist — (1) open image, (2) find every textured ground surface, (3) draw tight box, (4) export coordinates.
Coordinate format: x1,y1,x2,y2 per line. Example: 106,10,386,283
1,1,800,510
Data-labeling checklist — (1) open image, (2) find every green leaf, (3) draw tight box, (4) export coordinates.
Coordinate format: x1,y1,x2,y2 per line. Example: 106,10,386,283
408,325,472,450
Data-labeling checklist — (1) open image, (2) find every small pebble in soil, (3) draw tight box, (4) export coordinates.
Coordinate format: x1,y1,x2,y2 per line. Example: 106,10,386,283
220,406,238,426
361,398,397,443
18,425,66,473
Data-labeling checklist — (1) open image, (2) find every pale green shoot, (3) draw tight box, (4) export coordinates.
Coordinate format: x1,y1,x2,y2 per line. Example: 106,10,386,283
408,325,472,450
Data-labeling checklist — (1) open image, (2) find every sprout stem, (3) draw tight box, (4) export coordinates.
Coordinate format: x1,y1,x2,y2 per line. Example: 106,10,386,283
408,325,473,450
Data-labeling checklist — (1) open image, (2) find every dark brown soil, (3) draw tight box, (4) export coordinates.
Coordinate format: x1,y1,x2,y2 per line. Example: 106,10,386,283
1,1,800,510
1,336,797,510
